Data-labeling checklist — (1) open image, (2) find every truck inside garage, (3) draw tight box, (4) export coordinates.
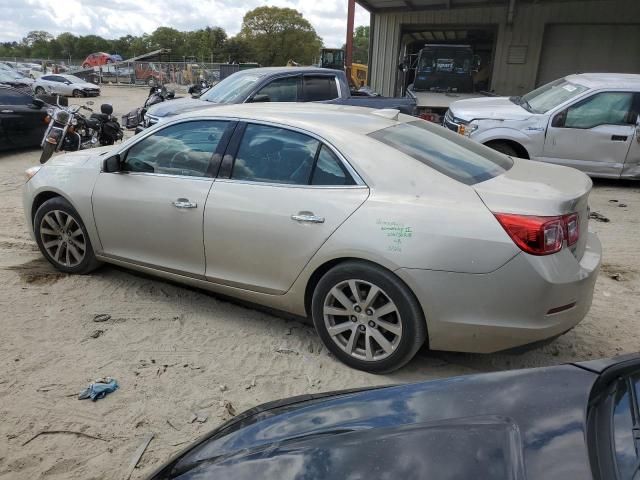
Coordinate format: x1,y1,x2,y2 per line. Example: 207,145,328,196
361,0,640,98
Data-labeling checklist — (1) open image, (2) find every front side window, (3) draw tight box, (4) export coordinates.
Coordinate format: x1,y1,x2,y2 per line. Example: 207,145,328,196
612,378,640,479
563,92,636,129
303,76,339,101
520,79,589,114
123,120,228,177
232,124,319,184
369,120,512,185
254,76,298,102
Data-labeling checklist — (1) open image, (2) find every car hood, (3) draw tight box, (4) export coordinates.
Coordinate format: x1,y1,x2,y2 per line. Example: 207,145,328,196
147,97,216,118
45,146,113,168
150,364,598,480
449,96,533,122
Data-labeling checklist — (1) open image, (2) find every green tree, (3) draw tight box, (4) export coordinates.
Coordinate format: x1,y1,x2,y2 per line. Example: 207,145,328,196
221,36,255,63
342,25,369,65
239,6,322,66
149,27,185,56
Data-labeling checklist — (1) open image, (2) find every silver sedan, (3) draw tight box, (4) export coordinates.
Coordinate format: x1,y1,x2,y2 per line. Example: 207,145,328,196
33,74,100,97
22,104,602,372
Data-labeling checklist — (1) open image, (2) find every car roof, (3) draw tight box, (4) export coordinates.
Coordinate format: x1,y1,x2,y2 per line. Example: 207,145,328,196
567,73,640,90
235,66,344,76
177,103,404,136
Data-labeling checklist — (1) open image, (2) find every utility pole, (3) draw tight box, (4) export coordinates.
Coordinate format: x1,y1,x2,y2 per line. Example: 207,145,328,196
345,0,355,82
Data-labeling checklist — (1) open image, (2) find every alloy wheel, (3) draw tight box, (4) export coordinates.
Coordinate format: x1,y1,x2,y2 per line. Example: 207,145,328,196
39,210,86,268
323,279,402,362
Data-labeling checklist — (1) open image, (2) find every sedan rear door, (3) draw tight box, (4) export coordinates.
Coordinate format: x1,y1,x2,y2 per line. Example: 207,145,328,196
203,122,368,294
542,91,637,177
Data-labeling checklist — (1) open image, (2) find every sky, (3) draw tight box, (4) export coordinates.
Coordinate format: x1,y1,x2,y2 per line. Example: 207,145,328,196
0,0,370,47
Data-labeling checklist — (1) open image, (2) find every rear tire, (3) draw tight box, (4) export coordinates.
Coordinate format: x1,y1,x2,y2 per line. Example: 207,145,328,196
39,142,56,164
33,197,101,274
311,261,426,373
487,141,519,158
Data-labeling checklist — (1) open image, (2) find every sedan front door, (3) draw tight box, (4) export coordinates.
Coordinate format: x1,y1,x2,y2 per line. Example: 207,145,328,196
542,91,638,177
204,122,368,294
0,88,46,149
92,120,233,276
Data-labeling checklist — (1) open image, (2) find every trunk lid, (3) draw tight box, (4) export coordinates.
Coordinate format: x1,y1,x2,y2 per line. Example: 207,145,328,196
474,158,592,259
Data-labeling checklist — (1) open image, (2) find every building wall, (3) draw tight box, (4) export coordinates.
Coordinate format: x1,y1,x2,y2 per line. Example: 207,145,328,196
369,0,640,96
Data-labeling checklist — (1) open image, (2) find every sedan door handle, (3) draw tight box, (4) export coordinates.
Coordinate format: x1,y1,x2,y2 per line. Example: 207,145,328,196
291,212,325,224
0,110,13,113
172,198,197,209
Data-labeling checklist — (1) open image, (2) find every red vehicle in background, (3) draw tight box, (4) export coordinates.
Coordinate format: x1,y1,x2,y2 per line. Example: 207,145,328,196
82,53,115,68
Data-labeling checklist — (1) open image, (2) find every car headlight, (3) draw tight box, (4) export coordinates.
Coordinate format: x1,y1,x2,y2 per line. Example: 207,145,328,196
458,123,479,136
24,166,41,182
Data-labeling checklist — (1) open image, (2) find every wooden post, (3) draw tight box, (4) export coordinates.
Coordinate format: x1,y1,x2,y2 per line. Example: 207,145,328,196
345,0,355,83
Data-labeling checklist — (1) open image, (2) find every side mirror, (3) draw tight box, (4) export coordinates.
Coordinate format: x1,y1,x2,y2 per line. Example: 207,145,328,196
32,98,45,109
552,110,567,128
250,94,270,103
65,81,72,85
472,55,482,72
102,154,122,173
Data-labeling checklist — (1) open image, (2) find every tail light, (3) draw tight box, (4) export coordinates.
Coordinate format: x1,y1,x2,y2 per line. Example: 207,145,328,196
419,113,439,123
494,213,579,256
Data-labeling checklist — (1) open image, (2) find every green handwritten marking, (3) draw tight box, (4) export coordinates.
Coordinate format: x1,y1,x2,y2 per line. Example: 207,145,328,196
377,219,414,253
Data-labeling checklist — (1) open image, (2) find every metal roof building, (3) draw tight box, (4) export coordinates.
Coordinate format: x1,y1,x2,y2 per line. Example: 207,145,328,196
355,0,640,97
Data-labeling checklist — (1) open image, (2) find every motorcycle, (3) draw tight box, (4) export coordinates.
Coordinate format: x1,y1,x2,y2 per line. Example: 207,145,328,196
122,85,175,132
40,100,124,164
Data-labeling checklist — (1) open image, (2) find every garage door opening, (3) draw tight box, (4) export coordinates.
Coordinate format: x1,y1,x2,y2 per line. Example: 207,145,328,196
398,26,497,95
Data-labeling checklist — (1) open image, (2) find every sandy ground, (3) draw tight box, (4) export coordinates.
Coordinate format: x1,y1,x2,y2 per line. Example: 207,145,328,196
0,86,639,479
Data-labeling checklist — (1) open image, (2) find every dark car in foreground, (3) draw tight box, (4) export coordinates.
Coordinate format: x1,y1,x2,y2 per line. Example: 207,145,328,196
140,67,416,130
149,354,640,479
0,85,48,151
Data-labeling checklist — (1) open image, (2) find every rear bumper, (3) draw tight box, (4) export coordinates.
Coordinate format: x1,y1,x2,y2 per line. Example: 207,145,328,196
396,231,602,353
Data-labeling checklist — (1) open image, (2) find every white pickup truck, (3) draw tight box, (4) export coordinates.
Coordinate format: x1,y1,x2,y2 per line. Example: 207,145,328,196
445,73,640,180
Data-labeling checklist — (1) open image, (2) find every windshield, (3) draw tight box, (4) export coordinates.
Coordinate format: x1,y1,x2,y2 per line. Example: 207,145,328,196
369,120,512,185
519,78,589,114
418,48,473,74
200,72,265,104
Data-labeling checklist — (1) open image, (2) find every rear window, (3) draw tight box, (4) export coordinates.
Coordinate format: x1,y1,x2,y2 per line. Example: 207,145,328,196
368,120,513,185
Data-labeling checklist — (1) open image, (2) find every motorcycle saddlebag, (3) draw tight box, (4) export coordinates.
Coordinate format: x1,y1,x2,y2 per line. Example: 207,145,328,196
102,120,123,142
122,108,141,129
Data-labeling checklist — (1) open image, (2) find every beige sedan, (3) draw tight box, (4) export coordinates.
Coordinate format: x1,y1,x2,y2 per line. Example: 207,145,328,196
22,103,601,372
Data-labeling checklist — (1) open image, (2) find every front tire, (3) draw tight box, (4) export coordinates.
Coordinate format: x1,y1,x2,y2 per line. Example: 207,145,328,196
487,141,519,158
312,261,426,373
34,197,101,274
72,89,83,98
35,86,45,95
39,142,56,164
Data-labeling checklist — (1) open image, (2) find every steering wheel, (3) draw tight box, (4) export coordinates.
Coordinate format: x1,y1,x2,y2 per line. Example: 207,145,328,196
169,151,191,170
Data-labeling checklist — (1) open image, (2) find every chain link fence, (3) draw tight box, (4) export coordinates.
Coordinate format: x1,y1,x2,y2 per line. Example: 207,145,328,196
1,58,259,90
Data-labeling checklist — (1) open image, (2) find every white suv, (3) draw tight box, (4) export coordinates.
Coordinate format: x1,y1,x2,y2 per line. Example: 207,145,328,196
445,73,640,179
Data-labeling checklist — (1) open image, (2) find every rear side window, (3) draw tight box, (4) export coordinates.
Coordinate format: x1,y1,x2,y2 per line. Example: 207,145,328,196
303,76,339,101
232,124,319,184
311,145,355,186
368,120,512,185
